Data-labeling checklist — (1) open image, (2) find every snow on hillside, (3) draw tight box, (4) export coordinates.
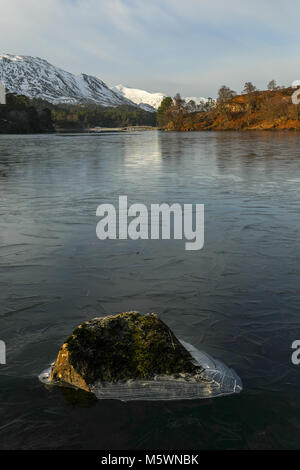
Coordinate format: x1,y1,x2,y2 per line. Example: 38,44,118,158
0,53,135,107
113,84,209,111
185,96,208,105
112,84,166,111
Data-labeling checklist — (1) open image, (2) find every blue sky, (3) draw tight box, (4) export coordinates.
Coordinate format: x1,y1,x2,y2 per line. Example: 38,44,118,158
1,0,300,97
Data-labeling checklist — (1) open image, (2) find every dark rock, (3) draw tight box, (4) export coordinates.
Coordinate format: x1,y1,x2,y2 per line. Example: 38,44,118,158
50,311,200,392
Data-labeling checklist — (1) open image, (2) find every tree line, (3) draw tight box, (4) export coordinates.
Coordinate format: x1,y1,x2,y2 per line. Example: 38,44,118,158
51,103,157,130
0,94,157,133
157,80,300,131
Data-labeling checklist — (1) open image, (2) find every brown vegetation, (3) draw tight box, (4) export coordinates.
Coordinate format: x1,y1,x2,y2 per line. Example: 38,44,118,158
159,87,300,131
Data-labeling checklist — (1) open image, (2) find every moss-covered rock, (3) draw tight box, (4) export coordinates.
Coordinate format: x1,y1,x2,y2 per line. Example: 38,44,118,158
50,311,200,392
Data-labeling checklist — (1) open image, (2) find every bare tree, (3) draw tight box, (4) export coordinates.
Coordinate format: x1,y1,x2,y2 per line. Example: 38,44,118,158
173,93,185,108
217,85,236,104
267,80,277,90
243,82,257,94
216,86,237,123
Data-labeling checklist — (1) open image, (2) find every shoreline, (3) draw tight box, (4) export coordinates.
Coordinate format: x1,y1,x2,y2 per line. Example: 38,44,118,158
2,126,300,136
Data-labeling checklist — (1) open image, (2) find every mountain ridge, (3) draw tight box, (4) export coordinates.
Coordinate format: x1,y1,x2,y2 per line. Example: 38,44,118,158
0,53,135,107
0,53,209,112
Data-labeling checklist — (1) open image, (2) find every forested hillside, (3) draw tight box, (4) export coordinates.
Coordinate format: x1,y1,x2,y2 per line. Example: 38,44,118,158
0,94,157,133
51,103,156,130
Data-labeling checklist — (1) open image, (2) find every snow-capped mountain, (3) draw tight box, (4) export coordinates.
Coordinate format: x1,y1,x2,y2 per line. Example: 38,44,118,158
112,84,209,111
0,53,210,111
0,54,135,107
112,84,166,111
185,96,208,106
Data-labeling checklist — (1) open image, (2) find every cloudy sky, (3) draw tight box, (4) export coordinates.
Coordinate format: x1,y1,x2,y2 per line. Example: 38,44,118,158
1,0,300,97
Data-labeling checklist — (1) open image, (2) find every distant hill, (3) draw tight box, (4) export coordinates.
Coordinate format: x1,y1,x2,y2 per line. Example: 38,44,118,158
112,85,166,111
112,84,209,112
